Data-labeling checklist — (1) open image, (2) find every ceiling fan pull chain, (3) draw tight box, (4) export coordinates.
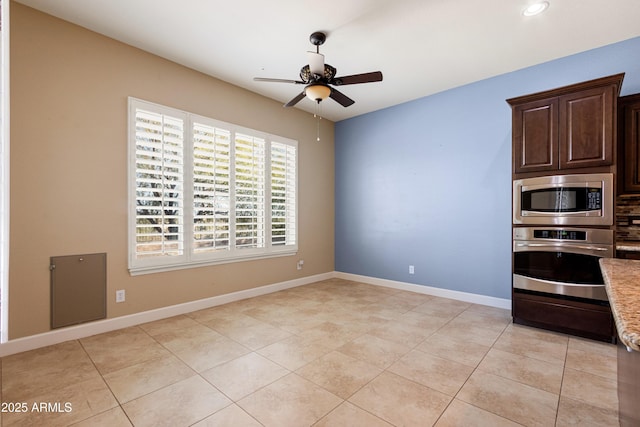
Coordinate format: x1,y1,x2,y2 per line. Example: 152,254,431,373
315,100,322,142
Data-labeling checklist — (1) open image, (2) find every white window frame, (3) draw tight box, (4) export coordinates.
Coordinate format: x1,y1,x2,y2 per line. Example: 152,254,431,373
128,98,298,275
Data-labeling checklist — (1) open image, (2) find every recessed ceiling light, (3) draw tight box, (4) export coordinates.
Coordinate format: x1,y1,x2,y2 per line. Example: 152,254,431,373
523,1,549,16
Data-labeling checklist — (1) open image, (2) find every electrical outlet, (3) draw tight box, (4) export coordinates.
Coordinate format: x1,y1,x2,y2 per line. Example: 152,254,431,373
297,259,304,270
116,289,125,303
409,265,415,274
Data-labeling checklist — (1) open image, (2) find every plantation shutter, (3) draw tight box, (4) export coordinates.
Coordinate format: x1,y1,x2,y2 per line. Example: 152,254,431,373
129,98,298,274
234,133,265,249
192,122,231,253
134,108,185,259
271,141,297,246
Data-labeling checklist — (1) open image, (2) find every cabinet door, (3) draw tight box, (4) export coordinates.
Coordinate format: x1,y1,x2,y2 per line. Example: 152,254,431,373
559,85,616,169
513,98,558,173
623,97,640,192
513,291,614,342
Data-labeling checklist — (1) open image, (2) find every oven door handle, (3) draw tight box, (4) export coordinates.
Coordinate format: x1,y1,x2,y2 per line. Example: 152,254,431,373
514,243,609,252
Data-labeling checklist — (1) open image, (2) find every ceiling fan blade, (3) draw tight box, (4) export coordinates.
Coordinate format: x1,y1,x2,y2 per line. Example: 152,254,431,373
284,92,306,107
254,77,305,84
329,88,355,107
331,71,383,86
307,51,325,76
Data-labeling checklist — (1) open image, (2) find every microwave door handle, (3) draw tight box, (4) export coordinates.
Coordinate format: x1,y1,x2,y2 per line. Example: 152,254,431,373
514,243,609,251
521,211,595,216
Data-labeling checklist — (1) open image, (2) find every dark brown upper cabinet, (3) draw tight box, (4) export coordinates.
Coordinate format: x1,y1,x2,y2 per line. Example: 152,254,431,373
508,74,624,175
619,93,640,193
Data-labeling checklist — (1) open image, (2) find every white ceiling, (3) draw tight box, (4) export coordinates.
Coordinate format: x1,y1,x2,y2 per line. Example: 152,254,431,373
14,0,640,122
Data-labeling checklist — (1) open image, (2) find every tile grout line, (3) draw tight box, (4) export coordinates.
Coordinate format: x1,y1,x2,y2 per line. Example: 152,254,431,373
161,308,337,426
430,309,512,427
76,336,137,427
139,321,247,424
554,341,570,427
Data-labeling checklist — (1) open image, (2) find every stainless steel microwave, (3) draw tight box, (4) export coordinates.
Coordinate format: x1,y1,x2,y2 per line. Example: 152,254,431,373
513,173,613,226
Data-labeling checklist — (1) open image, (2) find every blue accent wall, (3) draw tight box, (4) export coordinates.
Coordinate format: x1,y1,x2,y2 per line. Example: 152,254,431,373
335,37,640,300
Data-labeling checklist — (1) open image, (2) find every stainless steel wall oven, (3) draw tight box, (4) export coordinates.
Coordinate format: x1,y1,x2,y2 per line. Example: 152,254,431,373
513,227,613,301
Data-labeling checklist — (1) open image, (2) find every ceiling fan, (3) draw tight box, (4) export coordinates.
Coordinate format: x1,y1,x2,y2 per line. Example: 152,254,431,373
254,31,383,108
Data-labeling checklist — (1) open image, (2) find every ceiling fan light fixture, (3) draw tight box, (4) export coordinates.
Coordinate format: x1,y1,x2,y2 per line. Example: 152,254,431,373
305,84,331,102
523,1,549,16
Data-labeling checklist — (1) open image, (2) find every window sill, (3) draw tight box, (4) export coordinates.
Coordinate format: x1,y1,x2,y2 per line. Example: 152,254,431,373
129,249,298,276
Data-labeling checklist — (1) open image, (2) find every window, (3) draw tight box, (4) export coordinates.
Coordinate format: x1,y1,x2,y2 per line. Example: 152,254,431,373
128,98,297,274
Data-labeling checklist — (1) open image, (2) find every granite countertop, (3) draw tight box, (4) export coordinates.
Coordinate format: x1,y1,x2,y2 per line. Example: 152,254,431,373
617,241,640,252
600,258,640,350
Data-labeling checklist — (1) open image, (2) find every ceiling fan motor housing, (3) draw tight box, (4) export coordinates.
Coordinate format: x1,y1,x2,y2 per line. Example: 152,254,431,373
300,64,336,83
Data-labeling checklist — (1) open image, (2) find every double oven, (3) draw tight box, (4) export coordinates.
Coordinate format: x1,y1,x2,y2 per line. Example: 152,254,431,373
512,173,615,340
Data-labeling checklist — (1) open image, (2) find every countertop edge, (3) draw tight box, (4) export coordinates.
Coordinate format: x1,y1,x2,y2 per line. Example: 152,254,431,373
600,258,640,351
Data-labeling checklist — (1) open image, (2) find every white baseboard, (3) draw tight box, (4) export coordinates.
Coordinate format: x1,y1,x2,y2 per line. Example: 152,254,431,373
335,272,512,310
0,270,511,357
0,272,333,357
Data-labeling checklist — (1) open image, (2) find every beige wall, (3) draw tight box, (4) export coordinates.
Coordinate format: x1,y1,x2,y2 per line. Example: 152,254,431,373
9,3,335,339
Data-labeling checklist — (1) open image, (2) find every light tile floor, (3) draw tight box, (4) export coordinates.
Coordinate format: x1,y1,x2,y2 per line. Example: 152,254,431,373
0,279,619,426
